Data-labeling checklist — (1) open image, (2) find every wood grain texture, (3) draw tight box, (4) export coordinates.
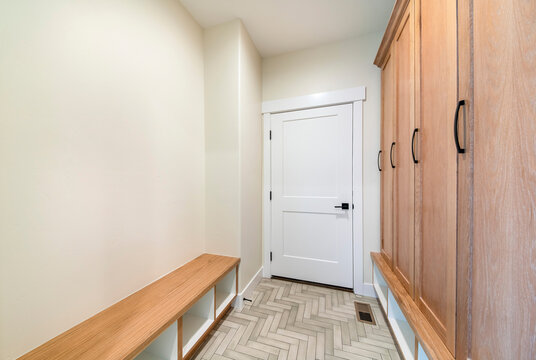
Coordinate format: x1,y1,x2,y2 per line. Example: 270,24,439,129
471,0,536,358
412,0,422,317
416,0,457,353
393,4,415,297
18,254,240,360
371,253,454,360
455,0,474,358
374,0,411,67
381,51,396,267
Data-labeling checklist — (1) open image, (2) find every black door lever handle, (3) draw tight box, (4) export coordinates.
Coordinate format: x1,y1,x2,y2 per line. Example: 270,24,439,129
334,203,349,210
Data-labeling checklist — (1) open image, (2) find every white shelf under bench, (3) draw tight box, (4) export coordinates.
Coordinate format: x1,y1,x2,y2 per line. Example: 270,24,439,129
182,289,215,357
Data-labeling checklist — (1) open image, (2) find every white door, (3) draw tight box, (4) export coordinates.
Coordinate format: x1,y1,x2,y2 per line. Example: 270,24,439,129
271,104,353,288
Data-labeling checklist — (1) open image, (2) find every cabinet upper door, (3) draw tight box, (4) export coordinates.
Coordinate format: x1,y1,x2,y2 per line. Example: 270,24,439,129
393,4,415,296
417,0,458,354
471,0,536,358
380,51,395,267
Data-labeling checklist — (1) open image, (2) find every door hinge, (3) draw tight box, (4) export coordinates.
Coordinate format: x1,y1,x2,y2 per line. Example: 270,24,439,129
352,203,355,209
270,191,272,200
270,252,273,261
269,130,272,140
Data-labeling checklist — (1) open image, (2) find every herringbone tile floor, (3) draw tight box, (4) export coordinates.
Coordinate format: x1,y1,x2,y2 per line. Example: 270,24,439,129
192,278,401,360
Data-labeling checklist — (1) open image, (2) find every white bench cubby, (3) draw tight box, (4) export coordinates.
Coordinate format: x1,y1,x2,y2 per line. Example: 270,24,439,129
373,261,433,360
135,321,178,360
215,269,237,318
182,288,215,357
373,264,388,310
387,291,415,359
418,342,430,360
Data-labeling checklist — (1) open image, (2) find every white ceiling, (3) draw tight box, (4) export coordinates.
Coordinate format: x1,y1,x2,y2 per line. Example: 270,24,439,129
180,0,395,58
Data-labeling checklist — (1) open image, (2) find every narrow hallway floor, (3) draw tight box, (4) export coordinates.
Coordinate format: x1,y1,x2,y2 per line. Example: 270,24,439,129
192,278,401,360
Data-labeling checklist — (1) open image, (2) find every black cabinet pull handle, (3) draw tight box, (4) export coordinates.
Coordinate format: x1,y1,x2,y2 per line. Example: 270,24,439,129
412,128,419,164
390,142,396,168
377,150,382,172
454,100,466,154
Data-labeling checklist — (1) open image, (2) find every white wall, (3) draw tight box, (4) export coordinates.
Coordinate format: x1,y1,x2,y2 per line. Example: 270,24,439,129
204,20,263,292
262,32,383,286
238,22,263,291
0,1,205,358
204,21,241,257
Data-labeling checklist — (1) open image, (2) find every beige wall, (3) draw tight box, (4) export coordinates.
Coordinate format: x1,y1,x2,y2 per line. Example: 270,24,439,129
204,21,241,257
238,23,263,291
0,1,205,359
262,32,383,286
204,20,263,292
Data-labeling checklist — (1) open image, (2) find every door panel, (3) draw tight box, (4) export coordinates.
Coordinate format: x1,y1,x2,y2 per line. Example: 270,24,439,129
471,0,536,357
418,0,457,353
393,9,415,295
271,105,353,288
380,53,395,267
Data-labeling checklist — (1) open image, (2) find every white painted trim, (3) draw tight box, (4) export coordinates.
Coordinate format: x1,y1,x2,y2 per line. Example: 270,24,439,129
262,88,368,296
262,87,366,114
262,114,272,278
240,267,264,298
234,267,264,310
356,283,376,298
352,100,367,297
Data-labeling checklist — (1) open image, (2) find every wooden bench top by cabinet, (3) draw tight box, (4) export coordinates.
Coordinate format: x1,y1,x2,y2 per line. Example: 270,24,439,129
371,253,453,360
19,254,240,360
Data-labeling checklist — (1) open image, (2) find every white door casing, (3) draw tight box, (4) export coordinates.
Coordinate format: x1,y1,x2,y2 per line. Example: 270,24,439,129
262,87,371,296
270,104,353,288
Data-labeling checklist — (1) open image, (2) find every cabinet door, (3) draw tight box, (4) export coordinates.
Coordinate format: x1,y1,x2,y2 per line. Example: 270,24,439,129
417,0,457,353
471,0,536,357
380,51,395,267
393,5,415,295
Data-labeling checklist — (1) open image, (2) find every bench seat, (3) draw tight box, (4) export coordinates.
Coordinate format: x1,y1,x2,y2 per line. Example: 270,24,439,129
19,254,240,360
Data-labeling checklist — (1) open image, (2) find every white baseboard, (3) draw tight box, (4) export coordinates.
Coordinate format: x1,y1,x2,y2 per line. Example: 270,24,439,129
233,267,374,305
233,267,263,310
354,282,376,298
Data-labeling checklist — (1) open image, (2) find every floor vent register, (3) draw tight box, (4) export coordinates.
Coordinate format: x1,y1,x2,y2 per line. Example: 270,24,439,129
355,301,376,325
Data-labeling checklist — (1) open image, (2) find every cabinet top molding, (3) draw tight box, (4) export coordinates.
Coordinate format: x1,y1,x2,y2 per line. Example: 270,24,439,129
374,0,411,67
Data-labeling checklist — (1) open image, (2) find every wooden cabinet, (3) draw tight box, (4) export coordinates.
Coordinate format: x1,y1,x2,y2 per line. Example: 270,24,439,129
377,0,458,354
380,51,395,267
470,0,536,358
376,0,536,358
379,3,416,289
393,4,415,296
415,0,457,353
378,0,416,297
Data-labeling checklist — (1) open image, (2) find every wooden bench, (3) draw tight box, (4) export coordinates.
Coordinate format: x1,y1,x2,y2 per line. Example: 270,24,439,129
19,254,240,360
371,253,453,360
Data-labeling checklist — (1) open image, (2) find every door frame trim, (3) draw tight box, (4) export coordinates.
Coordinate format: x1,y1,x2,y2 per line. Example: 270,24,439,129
262,87,366,114
262,87,373,296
